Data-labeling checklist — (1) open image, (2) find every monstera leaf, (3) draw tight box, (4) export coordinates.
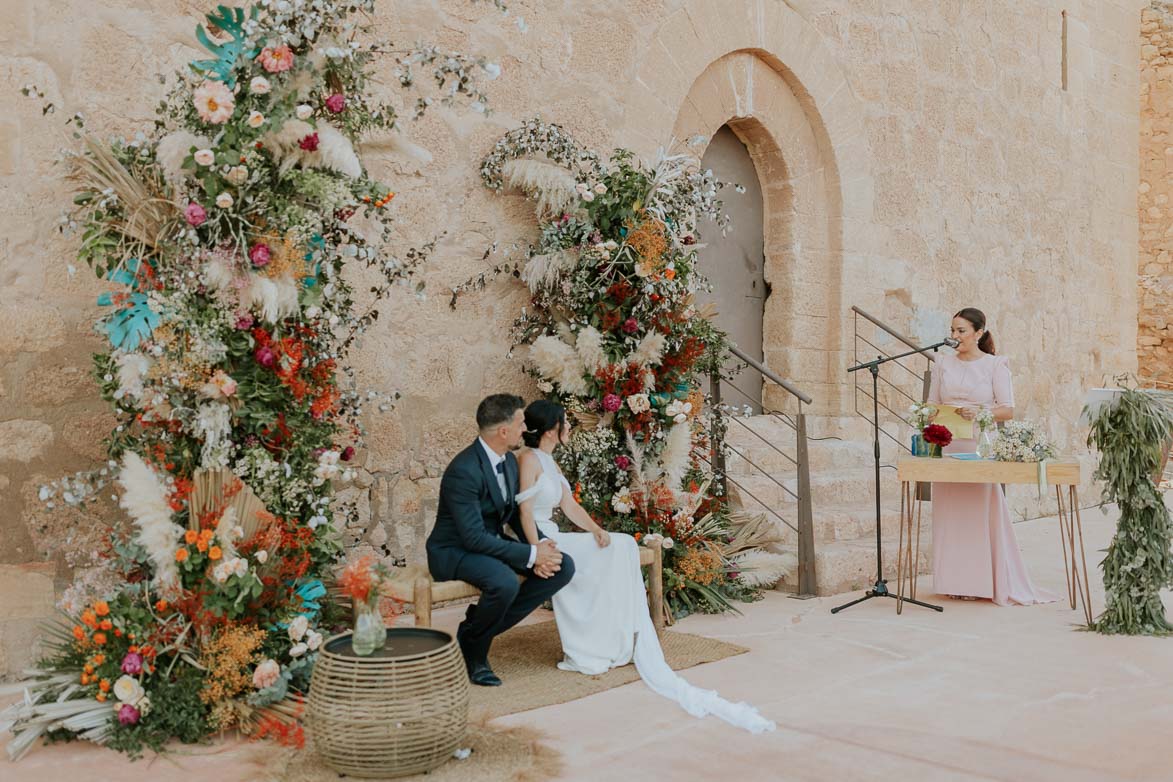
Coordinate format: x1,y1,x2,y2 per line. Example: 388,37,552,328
96,258,161,351
190,5,259,88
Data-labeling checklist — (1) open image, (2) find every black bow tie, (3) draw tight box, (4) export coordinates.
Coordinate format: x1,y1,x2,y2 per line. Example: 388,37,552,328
495,461,505,474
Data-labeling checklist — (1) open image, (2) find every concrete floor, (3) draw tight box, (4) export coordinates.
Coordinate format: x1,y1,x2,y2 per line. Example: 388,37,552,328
5,505,1173,782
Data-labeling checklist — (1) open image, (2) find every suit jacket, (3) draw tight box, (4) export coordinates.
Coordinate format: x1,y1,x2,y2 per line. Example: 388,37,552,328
426,440,537,580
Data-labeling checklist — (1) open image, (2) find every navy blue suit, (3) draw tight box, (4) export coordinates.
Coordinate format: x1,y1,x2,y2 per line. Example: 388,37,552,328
426,440,574,663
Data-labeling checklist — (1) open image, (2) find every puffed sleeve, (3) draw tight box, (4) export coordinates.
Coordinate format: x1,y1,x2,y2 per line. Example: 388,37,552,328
992,356,1014,408
928,358,942,404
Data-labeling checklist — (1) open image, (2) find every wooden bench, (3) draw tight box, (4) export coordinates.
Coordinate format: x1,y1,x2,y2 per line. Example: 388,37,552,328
384,542,667,631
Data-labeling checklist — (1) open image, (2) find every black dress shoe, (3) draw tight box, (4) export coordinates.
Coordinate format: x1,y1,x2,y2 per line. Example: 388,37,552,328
468,662,502,687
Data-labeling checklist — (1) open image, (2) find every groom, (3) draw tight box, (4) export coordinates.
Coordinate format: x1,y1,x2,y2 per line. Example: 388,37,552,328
426,393,574,686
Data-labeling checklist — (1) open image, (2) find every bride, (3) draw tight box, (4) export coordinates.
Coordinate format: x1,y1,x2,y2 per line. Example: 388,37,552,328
512,400,775,734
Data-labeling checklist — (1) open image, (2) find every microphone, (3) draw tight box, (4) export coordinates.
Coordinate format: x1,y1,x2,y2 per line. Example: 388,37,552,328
942,337,959,348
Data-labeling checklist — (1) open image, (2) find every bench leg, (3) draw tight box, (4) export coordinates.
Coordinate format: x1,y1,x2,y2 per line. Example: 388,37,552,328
650,543,665,631
413,577,433,628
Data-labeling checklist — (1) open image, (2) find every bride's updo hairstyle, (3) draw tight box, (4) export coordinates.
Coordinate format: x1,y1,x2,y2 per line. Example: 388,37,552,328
523,400,567,448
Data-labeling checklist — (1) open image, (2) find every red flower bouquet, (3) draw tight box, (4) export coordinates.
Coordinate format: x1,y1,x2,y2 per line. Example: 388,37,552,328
921,423,953,448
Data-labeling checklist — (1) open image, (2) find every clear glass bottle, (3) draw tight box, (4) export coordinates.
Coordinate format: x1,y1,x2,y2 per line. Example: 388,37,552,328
976,427,995,459
351,599,386,656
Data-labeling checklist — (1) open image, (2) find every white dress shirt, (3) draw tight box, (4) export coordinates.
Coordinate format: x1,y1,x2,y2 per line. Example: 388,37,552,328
479,438,537,569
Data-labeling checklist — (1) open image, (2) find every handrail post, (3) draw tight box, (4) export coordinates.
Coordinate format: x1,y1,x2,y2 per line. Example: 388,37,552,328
917,366,933,502
709,367,727,500
795,406,817,598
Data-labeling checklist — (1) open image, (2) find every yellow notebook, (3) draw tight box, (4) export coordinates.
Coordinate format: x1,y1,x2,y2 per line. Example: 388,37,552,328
932,405,975,441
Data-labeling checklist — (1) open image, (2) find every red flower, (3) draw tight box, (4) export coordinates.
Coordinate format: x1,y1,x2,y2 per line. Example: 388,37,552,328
622,317,639,334
249,243,271,268
922,424,953,447
325,93,346,114
255,344,277,368
298,133,320,152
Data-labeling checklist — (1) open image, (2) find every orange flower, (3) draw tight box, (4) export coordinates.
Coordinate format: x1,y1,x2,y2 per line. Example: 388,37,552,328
83,664,94,674
185,529,199,545
94,601,110,617
208,546,222,561
81,610,97,628
92,654,105,665
634,532,643,542
128,645,139,654
197,539,208,553
176,548,189,562
114,629,123,638
155,600,169,612
96,693,107,702
99,619,112,631
664,268,676,280
73,625,86,641
80,674,89,685
98,679,110,693
199,528,215,541
93,632,107,646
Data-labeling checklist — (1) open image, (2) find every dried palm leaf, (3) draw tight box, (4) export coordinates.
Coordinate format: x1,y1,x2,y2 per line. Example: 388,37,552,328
190,468,268,541
723,510,784,556
70,137,178,252
696,301,719,321
731,549,796,588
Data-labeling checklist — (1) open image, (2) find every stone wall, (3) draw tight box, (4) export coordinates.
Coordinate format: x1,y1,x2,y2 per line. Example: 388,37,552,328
0,0,1145,674
1140,1,1173,385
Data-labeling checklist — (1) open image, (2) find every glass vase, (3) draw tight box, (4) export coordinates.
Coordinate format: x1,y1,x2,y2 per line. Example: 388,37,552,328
351,599,386,656
976,428,995,459
912,433,931,457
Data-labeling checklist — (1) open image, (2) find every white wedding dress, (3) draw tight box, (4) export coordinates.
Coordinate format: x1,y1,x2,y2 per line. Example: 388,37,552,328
515,448,775,734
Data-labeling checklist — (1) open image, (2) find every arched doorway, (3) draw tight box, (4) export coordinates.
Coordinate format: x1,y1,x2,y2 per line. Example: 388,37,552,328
697,125,767,412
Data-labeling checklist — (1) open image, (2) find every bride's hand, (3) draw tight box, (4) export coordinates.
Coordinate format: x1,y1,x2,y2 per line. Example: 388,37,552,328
592,527,611,548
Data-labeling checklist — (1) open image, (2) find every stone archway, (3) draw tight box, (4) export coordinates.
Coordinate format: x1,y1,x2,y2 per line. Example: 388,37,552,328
619,0,874,414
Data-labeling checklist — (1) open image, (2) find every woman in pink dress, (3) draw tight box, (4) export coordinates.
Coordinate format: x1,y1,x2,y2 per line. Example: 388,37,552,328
928,308,1054,605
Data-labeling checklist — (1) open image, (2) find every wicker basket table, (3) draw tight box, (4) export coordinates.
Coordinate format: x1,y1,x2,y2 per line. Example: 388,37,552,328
306,627,469,778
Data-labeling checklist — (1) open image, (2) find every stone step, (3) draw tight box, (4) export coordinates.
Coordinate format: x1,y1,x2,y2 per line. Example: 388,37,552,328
730,469,909,509
730,493,909,546
773,535,933,597
723,435,874,476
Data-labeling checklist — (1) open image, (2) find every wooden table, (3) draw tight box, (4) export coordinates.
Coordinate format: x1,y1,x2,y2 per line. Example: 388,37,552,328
895,457,1092,625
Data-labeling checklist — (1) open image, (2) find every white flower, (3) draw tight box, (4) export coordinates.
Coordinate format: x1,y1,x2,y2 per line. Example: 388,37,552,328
610,491,634,514
626,393,651,414
594,183,607,194
662,537,675,550
232,557,248,577
137,696,151,715
288,615,309,642
306,630,323,651
313,450,342,485
215,192,234,209
308,515,328,529
575,182,589,194
249,76,272,94
305,305,321,319
225,165,249,185
247,111,266,128
664,399,693,423
194,148,215,166
255,549,269,564
296,103,313,119
113,675,144,705
582,191,595,202
289,642,308,658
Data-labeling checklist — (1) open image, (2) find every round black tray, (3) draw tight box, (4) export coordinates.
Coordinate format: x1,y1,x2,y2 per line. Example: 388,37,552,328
323,627,454,660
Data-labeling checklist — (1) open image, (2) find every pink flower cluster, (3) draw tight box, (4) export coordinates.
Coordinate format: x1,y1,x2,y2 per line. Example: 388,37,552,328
602,394,622,413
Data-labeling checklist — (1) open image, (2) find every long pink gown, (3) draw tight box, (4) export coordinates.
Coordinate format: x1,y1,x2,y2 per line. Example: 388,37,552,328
928,353,1055,605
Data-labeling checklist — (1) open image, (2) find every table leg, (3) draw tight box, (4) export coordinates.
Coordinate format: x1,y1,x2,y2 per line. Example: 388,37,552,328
912,489,924,602
1055,486,1075,610
896,481,908,615
1070,487,1094,627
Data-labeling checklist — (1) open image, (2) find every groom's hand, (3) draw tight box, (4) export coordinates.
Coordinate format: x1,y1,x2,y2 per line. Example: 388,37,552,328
533,539,562,578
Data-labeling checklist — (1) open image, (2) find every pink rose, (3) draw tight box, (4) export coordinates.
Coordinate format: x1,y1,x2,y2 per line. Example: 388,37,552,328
325,93,346,114
234,313,254,330
249,243,271,268
622,317,639,334
257,45,295,73
255,344,277,368
117,704,140,726
184,202,207,226
120,652,143,675
298,133,320,152
602,394,622,413
614,455,632,470
253,658,281,690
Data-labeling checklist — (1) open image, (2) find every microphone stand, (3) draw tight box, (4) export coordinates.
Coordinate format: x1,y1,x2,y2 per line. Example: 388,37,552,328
830,340,955,615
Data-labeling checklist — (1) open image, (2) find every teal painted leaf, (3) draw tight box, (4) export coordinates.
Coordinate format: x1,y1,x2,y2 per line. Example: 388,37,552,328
103,293,161,351
190,5,260,88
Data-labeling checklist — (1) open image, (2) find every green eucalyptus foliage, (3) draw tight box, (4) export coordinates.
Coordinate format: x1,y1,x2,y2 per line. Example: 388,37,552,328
1087,386,1173,635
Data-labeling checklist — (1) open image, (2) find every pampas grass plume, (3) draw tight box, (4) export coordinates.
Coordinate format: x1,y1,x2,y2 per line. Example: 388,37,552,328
501,158,579,217
118,452,184,595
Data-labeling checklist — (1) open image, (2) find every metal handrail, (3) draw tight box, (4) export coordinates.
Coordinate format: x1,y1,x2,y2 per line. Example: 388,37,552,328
729,344,813,404
709,347,816,597
851,306,937,362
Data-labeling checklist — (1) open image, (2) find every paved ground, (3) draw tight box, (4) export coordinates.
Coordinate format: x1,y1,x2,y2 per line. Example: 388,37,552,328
5,503,1173,782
